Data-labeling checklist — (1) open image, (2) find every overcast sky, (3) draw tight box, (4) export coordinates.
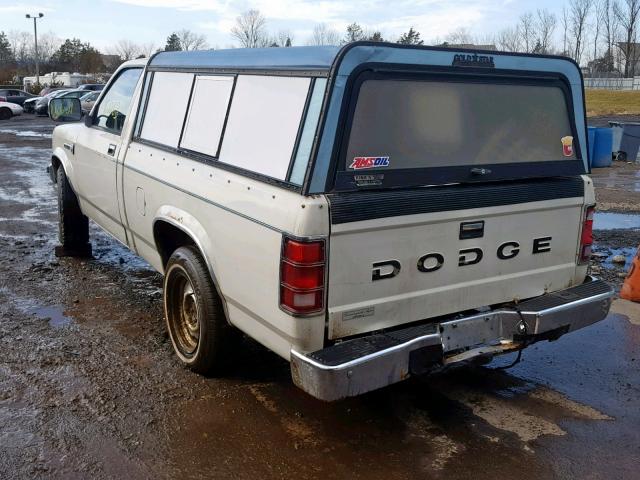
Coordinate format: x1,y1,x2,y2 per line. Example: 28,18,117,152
2,0,568,51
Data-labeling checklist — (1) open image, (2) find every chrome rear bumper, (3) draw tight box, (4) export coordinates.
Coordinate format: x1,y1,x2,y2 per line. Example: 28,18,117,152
290,277,614,401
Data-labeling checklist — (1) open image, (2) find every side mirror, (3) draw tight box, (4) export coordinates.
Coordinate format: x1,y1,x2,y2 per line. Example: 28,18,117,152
84,112,93,127
49,97,82,122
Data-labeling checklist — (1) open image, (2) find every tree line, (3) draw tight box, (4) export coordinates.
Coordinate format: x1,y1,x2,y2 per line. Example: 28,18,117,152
199,0,640,76
2,0,640,85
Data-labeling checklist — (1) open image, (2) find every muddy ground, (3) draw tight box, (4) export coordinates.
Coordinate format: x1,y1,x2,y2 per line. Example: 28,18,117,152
1,115,639,480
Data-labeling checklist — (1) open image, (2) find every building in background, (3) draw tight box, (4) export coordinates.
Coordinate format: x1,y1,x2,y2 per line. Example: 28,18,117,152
23,71,91,88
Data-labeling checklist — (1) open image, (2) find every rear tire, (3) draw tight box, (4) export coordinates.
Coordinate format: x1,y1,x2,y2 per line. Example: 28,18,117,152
164,246,237,375
0,108,11,120
55,167,91,257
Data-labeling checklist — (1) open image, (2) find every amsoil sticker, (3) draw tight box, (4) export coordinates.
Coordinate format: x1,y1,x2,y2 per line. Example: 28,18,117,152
561,136,574,157
349,156,390,170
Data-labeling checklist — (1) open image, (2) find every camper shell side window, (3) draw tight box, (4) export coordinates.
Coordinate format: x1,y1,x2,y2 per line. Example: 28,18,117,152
133,70,327,190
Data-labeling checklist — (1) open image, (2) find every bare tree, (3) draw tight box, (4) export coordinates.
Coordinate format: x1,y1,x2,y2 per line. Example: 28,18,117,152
308,23,340,46
593,0,604,62
445,27,474,44
37,32,62,63
599,0,618,70
112,39,140,61
614,0,640,76
537,9,557,53
497,26,521,52
138,42,157,58
519,12,537,52
231,9,269,48
8,30,32,63
569,0,593,64
601,0,616,54
276,30,293,47
561,6,570,55
177,29,208,51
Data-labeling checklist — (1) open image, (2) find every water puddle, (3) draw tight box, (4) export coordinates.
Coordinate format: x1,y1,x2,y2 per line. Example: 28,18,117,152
599,247,637,270
0,288,73,329
594,212,640,230
33,305,72,328
0,129,52,138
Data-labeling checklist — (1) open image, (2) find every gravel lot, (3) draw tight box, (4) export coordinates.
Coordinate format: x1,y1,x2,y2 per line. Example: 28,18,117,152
1,115,639,480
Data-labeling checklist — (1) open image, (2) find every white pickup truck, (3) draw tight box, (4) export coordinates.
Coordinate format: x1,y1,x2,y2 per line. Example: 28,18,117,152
49,43,613,401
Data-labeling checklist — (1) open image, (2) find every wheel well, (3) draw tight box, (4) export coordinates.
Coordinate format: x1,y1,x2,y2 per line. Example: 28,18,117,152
51,156,61,181
153,220,196,269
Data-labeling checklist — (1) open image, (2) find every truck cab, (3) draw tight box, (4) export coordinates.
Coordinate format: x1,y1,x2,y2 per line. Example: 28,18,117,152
50,43,613,401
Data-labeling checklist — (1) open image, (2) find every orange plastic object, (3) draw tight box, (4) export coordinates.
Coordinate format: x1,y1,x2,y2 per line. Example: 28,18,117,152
620,247,640,302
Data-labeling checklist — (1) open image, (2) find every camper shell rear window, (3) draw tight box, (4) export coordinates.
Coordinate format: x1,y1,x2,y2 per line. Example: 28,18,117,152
334,70,586,190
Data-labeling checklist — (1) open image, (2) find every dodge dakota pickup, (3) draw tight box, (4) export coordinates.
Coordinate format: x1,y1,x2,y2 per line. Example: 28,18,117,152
48,42,614,401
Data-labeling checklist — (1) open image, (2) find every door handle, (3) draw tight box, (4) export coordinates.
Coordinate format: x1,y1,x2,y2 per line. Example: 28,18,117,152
107,144,117,156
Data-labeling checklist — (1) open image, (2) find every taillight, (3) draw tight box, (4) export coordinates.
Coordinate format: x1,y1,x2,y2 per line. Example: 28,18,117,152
0,96,6,102
280,237,326,315
580,205,595,263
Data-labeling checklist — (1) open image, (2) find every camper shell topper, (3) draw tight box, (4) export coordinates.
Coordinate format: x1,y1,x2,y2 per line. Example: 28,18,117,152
143,42,589,195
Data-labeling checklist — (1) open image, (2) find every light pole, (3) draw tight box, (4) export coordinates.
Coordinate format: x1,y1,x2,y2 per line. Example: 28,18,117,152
26,13,44,85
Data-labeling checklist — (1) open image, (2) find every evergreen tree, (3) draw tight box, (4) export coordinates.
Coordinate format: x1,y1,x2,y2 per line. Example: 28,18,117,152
52,38,104,72
343,23,365,44
368,31,384,42
0,31,13,62
79,46,104,73
397,27,424,45
165,33,182,51
52,38,84,70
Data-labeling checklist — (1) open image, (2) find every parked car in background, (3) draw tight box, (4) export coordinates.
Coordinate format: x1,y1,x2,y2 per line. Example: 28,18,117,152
39,86,67,97
23,96,40,113
78,84,105,91
35,89,70,116
36,89,90,116
59,89,96,100
80,91,100,114
0,89,37,106
0,100,24,119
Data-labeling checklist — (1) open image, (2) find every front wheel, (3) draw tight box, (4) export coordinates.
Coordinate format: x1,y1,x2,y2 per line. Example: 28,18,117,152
55,167,91,257
164,246,237,375
0,108,12,120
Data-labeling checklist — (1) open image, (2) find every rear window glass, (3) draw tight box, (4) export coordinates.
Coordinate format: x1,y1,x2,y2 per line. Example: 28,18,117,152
344,79,580,173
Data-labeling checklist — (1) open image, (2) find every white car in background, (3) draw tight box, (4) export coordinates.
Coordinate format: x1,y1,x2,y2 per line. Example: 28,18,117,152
0,100,23,120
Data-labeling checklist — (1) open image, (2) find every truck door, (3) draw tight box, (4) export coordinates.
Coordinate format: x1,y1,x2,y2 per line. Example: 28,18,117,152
73,68,142,245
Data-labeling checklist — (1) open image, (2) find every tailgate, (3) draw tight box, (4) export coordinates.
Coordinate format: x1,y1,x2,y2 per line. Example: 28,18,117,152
326,177,586,339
